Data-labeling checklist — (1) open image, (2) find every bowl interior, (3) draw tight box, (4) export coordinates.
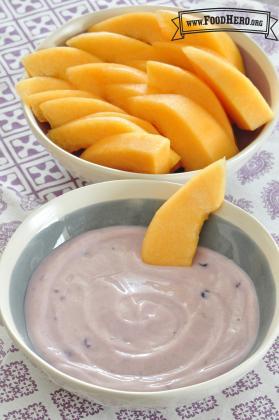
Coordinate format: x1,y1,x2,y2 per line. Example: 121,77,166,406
10,198,275,369
234,45,270,150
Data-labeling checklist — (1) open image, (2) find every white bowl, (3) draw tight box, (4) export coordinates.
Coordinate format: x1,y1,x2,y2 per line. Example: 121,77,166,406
0,180,278,408
22,5,279,184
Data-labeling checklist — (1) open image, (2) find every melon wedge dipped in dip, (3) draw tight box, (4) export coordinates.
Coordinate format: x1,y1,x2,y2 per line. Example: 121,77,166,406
142,159,225,266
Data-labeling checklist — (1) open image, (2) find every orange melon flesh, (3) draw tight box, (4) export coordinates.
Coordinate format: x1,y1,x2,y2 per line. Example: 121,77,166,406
40,97,125,128
129,94,238,170
184,47,273,130
66,32,158,63
147,61,234,141
157,10,245,72
87,111,159,134
124,60,148,72
28,90,95,122
16,77,73,103
48,116,145,152
142,159,225,266
169,149,182,172
66,63,147,96
86,112,180,166
81,132,171,174
153,42,192,70
88,12,164,44
22,47,101,79
104,83,149,110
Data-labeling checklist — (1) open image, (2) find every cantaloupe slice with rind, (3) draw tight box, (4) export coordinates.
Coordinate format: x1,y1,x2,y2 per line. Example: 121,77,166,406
87,111,159,134
48,115,145,152
157,10,244,72
183,47,273,130
66,32,159,63
28,90,95,122
88,12,164,44
147,61,234,140
142,159,225,266
129,94,238,170
66,63,147,96
40,97,125,128
22,47,101,79
81,132,171,174
16,77,73,103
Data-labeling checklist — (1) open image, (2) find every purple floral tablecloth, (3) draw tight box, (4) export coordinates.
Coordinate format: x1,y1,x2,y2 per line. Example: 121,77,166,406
0,0,278,418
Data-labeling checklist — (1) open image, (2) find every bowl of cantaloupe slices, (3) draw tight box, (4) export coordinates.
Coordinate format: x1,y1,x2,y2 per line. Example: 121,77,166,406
16,5,279,183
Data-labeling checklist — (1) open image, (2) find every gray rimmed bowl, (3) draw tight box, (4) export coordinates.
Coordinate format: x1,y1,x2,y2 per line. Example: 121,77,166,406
0,180,278,408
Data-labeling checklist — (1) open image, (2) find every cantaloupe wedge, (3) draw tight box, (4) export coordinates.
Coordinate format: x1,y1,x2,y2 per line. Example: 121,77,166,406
66,63,147,96
147,61,234,140
184,47,273,130
81,132,171,174
153,42,192,70
48,116,145,152
169,149,182,172
88,111,158,134
87,112,180,167
16,77,73,103
104,83,149,110
129,94,238,170
40,97,125,128
28,89,94,122
66,32,158,63
22,47,101,79
157,10,244,72
88,12,164,44
142,159,225,266
124,60,148,72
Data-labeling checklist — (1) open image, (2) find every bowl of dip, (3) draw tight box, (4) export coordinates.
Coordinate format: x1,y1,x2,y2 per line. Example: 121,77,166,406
0,180,278,408
21,5,279,184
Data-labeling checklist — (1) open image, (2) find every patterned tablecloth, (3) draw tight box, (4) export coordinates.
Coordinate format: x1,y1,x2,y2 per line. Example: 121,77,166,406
0,0,278,418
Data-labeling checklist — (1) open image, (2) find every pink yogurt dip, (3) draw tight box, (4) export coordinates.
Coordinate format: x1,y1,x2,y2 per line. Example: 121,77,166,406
25,226,259,391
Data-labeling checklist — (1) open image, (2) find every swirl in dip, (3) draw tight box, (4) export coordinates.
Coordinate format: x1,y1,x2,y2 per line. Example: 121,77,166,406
25,226,259,391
